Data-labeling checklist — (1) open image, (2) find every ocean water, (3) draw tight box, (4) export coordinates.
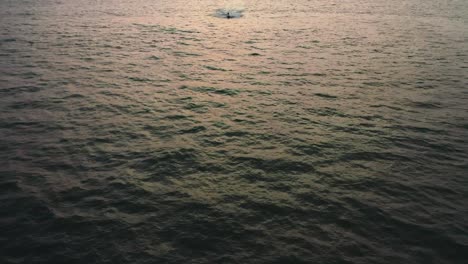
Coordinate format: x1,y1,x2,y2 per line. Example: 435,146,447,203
1,0,468,263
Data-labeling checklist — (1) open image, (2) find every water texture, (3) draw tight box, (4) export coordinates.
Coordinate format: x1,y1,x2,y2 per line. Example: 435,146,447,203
1,0,468,263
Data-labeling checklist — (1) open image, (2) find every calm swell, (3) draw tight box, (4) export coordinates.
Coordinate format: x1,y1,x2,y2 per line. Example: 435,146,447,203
1,0,467,263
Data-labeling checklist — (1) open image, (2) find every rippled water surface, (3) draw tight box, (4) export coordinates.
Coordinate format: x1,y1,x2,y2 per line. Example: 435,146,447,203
1,0,468,263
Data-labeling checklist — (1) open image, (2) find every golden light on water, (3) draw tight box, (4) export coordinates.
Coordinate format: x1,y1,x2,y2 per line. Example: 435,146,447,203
1,0,467,263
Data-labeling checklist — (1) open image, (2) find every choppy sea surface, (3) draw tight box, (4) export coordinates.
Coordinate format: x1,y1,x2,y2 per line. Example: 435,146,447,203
1,0,468,263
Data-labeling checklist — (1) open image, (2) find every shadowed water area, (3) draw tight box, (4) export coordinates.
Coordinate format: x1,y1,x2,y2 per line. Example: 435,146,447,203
1,0,468,263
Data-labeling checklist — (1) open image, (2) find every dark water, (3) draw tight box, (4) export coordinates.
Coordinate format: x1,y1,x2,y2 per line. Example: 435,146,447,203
1,0,468,263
